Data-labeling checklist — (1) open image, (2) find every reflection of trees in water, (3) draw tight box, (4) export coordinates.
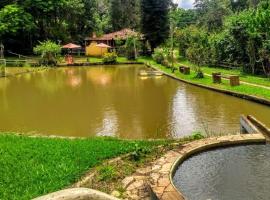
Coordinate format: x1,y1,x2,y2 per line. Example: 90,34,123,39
178,84,270,135
0,78,11,110
35,69,67,94
91,66,180,139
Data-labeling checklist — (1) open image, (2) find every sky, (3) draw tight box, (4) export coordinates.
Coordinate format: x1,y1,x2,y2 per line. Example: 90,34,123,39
174,0,195,9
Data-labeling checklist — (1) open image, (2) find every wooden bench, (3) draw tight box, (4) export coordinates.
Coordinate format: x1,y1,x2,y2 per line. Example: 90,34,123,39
212,72,240,86
179,66,190,75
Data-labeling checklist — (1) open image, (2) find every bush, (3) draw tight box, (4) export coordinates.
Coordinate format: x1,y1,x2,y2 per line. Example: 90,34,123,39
161,59,170,68
130,143,152,161
152,48,165,64
34,40,61,66
191,132,205,140
102,52,117,64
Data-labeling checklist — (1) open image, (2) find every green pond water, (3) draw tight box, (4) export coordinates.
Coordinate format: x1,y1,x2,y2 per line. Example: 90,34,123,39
0,65,270,139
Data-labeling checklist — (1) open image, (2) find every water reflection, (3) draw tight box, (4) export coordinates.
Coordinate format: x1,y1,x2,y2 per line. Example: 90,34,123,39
0,65,269,139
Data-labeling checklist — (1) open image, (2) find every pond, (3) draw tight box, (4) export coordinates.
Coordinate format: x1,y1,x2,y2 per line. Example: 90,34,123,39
173,144,270,200
0,65,270,139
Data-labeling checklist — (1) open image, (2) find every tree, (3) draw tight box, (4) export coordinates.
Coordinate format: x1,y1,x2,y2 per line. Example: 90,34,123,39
195,0,231,31
141,0,170,51
92,0,112,35
0,4,33,38
169,8,197,29
110,0,140,31
124,35,141,60
185,27,208,78
34,40,61,66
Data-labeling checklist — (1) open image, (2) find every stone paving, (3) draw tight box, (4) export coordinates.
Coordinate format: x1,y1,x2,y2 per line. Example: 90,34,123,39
121,134,266,200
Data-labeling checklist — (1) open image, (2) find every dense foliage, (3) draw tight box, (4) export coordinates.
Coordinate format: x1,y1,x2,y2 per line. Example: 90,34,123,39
110,0,140,31
0,0,171,55
0,0,139,53
173,0,270,76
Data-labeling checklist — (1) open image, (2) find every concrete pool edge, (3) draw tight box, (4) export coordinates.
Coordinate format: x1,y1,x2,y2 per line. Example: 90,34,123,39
33,188,120,200
146,63,270,107
148,134,266,200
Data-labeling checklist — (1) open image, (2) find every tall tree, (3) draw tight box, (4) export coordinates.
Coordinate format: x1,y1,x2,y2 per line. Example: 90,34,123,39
195,0,231,31
141,0,170,50
110,0,140,31
169,8,198,29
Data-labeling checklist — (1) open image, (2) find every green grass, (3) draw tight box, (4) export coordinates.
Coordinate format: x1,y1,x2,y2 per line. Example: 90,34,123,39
139,57,270,100
4,56,134,65
59,56,132,64
178,59,270,88
0,134,169,200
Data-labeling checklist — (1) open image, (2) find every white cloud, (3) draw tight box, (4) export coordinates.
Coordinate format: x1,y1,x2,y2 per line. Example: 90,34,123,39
174,0,195,9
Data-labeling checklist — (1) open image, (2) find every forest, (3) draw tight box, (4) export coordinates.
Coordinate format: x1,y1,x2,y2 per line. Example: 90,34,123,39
174,0,270,76
0,0,270,75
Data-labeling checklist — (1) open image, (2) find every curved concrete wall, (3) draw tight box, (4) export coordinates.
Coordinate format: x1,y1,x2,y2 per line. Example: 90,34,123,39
33,188,120,200
148,134,266,200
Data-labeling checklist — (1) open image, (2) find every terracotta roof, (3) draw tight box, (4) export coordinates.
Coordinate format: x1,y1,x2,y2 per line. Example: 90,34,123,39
85,28,141,41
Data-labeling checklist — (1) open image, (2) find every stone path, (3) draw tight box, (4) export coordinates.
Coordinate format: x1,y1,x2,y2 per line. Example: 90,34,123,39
120,134,266,200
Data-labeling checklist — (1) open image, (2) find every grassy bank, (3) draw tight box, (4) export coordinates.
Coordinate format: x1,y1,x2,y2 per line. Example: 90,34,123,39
70,56,131,64
0,134,173,200
178,59,270,88
139,57,270,101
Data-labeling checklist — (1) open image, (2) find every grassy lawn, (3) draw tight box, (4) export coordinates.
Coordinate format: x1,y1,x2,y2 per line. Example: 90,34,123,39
178,59,270,88
0,134,171,200
139,57,270,101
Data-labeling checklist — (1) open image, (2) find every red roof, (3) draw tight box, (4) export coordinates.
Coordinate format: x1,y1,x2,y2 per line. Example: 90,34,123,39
85,29,141,41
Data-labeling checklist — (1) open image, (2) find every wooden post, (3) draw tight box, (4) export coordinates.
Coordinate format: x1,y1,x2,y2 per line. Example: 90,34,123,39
183,67,190,75
229,75,240,86
212,73,222,83
179,66,190,74
179,66,184,73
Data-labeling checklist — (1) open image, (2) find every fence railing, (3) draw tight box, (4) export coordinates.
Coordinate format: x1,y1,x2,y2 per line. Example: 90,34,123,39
0,59,6,67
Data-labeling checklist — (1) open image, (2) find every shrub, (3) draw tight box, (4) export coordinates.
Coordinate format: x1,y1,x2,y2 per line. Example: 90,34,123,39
34,40,61,66
97,165,117,181
191,132,205,140
161,59,170,68
102,52,117,64
152,48,165,64
130,143,152,161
